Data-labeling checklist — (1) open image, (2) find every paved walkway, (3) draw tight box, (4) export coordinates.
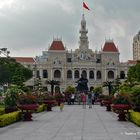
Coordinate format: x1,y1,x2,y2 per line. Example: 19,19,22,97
0,105,140,140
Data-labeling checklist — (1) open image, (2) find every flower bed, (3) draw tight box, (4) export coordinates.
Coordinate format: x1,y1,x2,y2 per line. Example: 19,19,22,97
17,104,38,110
112,104,130,110
0,111,21,127
129,110,140,126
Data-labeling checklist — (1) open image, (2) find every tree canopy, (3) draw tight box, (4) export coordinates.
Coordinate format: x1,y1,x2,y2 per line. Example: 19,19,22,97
127,61,140,83
0,57,32,86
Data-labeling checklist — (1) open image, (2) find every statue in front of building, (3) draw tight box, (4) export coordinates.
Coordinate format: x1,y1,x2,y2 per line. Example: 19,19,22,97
76,74,88,93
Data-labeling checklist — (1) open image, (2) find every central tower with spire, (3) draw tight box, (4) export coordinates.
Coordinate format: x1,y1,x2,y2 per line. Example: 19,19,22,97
79,14,89,50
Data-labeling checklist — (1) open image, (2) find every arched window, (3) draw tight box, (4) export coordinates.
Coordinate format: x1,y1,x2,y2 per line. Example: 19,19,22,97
67,70,72,79
43,70,48,78
97,71,101,79
82,70,87,78
120,71,125,79
108,71,114,79
54,70,61,78
89,71,94,79
74,70,79,79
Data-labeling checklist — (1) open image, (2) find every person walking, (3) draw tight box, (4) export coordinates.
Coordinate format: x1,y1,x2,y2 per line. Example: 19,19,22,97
81,93,86,109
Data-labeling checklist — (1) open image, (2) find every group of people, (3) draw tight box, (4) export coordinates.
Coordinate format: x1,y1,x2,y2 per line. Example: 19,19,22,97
66,92,96,108
81,92,94,109
58,92,97,111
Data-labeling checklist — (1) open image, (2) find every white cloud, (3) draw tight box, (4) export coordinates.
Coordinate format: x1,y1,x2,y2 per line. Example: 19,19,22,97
0,0,16,9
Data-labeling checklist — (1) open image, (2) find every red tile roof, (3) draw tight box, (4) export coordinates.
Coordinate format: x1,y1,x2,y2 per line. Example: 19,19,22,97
127,60,137,65
102,41,118,52
49,40,65,51
14,57,35,63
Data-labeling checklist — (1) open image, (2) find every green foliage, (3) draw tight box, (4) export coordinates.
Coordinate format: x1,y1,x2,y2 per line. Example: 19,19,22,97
0,108,5,115
0,111,21,127
93,86,102,95
36,104,45,113
119,83,132,93
0,57,32,86
65,86,75,94
130,85,140,106
4,86,24,109
129,110,140,126
113,93,131,105
127,61,140,83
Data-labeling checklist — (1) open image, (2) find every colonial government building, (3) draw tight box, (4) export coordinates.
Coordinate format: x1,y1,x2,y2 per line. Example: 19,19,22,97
15,14,135,92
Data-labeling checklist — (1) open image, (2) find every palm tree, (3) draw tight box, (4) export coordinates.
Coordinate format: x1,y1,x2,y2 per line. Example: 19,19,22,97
46,80,60,94
103,81,113,95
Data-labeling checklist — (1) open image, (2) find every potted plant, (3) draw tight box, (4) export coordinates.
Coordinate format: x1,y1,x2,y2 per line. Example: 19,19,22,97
102,95,113,111
111,93,131,121
17,93,38,121
43,94,56,111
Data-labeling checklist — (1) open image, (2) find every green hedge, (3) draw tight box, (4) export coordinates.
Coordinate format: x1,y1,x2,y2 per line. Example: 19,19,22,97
0,111,21,127
36,104,46,113
0,108,5,115
129,110,140,126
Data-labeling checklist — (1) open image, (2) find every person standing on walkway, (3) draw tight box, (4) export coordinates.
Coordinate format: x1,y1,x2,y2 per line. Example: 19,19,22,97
81,93,86,109
88,92,92,108
71,93,75,105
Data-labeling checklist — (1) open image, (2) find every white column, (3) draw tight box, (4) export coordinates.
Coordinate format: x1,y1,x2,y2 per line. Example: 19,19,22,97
51,69,53,80
80,69,82,77
94,69,96,81
72,70,74,80
87,69,89,80
61,69,64,80
40,69,43,78
104,69,107,81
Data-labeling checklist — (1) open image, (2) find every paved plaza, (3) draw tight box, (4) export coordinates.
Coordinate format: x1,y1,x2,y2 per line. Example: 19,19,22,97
0,105,140,140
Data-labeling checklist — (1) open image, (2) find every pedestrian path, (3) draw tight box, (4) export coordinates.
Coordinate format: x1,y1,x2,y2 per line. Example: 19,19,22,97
0,105,140,140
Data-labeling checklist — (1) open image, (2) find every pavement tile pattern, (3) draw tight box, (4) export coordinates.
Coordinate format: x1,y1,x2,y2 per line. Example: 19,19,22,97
0,105,140,140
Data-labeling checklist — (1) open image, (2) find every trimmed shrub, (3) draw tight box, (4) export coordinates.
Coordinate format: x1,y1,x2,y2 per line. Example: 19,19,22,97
36,104,46,113
129,110,140,126
0,108,5,115
0,111,21,127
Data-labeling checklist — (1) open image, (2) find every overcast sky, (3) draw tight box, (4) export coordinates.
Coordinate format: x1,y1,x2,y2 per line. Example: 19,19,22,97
0,0,140,61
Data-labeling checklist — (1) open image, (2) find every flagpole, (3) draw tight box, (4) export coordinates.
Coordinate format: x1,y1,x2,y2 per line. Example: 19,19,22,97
82,0,84,15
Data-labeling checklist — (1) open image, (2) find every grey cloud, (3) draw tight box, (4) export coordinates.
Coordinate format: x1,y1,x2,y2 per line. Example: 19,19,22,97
0,0,139,61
